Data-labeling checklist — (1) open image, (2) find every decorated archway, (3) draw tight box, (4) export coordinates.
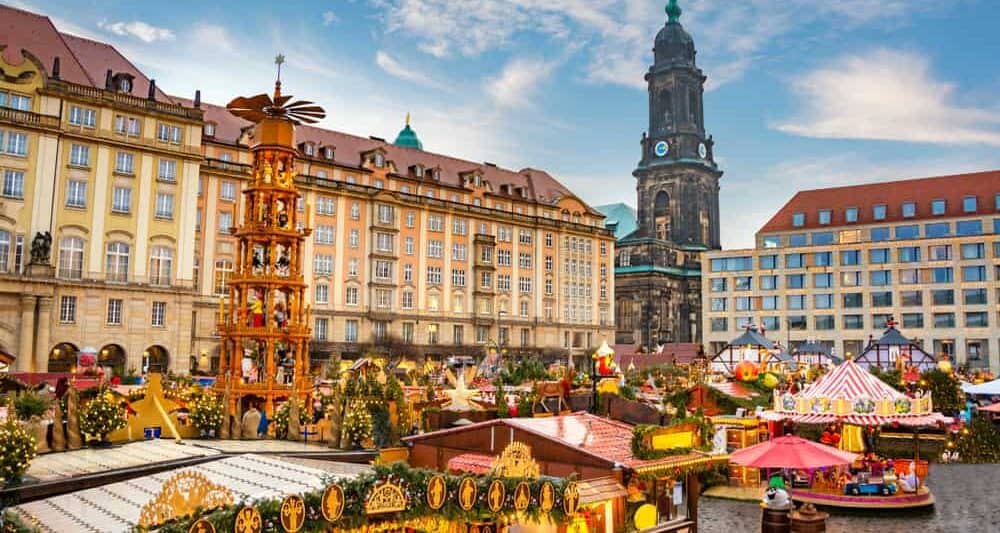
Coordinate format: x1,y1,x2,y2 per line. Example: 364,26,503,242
144,345,170,373
47,342,78,372
99,343,127,377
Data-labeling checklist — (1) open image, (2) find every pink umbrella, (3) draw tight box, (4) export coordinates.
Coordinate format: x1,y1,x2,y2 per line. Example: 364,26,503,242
731,435,859,469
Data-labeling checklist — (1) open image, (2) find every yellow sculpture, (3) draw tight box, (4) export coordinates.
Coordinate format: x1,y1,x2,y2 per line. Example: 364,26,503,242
137,471,234,527
110,373,199,442
492,441,540,479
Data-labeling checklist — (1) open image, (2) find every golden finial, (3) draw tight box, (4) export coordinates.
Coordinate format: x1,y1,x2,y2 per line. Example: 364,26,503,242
274,53,286,98
405,112,410,126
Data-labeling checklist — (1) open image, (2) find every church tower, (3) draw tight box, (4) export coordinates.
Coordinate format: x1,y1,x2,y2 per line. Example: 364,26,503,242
634,0,721,248
612,0,721,348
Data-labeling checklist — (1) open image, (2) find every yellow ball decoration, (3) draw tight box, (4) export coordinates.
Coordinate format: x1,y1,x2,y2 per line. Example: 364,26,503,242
937,360,953,374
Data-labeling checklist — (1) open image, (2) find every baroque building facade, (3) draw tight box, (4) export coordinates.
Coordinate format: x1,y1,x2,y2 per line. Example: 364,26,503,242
0,5,615,375
613,0,722,348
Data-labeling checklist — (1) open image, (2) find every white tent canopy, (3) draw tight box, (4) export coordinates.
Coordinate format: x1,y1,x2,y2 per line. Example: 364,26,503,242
963,378,1000,395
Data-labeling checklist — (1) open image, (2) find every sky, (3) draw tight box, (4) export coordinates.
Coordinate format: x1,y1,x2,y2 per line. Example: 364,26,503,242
12,0,1000,249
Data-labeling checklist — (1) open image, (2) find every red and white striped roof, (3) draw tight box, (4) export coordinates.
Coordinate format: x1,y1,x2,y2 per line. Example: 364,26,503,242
761,411,951,427
799,359,905,400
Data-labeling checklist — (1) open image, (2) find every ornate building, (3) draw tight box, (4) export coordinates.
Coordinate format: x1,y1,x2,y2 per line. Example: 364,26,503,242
613,0,722,348
0,4,615,376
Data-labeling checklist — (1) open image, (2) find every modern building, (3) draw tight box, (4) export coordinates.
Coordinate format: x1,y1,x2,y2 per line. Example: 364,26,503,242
703,170,1000,371
0,4,615,375
612,0,722,349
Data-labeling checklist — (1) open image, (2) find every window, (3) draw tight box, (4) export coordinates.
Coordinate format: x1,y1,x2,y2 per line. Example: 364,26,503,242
962,265,986,282
427,215,444,232
311,284,329,305
2,170,25,199
964,196,977,212
149,246,172,286
452,268,466,287
115,151,134,174
873,204,887,220
11,234,21,274
934,313,955,328
59,296,76,323
956,220,982,236
155,193,174,219
710,317,728,332
58,237,84,279
519,277,532,293
402,237,414,256
344,320,358,342
932,289,954,305
427,240,443,258
814,273,832,288
787,295,806,310
316,196,335,215
961,242,985,259
843,315,863,329
155,159,177,182
220,181,236,201
735,296,752,311
401,322,414,343
901,313,923,329
759,255,778,269
156,124,181,144
106,299,123,325
895,225,919,240
350,202,360,220
0,231,7,273
870,270,891,286
929,245,951,260
427,266,442,285
930,267,952,283
931,199,946,215
66,180,87,208
108,186,131,214
497,249,512,266
815,294,833,309
760,275,778,290
871,291,893,307
788,316,807,330
518,253,532,269
150,301,166,327
844,207,858,223
376,204,394,224
964,288,987,305
840,250,860,266
898,246,920,263
925,222,950,238
218,212,233,234
375,289,392,308
312,318,328,341
868,227,889,242
792,212,805,227
734,276,752,291
374,260,393,281
497,274,511,292
842,293,862,308
1,92,31,111
786,274,805,289
349,229,359,248
375,232,393,252
815,315,835,330
313,254,333,275
813,251,832,266
869,248,890,264
710,278,727,292
69,144,90,166
314,225,334,245
901,201,916,218
213,260,233,294
841,271,862,287
710,298,727,311
105,242,130,282
2,131,28,156
345,286,359,305
812,232,834,245
818,209,831,225
901,290,922,307
966,312,989,328
710,256,753,272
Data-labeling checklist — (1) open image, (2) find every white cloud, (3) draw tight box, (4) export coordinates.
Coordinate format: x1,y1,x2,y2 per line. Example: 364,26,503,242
374,50,447,90
774,48,1000,146
98,20,175,43
485,57,556,108
322,11,339,26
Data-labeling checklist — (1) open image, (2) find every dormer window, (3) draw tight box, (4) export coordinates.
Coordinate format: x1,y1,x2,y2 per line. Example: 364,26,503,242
303,143,315,156
473,175,482,187
818,209,831,225
873,204,887,220
963,196,977,213
931,199,946,215
792,212,805,227
433,169,441,180
902,201,916,218
204,123,216,137
118,77,132,93
374,153,385,167
323,146,334,159
414,165,424,178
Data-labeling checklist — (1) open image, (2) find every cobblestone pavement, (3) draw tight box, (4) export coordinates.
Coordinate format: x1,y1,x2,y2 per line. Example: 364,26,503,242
700,464,1000,533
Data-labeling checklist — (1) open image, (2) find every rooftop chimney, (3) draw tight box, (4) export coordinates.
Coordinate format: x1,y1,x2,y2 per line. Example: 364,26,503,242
194,89,201,108
105,69,113,90
51,57,60,80
147,79,156,100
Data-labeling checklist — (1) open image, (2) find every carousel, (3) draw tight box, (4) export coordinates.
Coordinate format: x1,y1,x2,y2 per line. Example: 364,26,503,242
759,358,950,509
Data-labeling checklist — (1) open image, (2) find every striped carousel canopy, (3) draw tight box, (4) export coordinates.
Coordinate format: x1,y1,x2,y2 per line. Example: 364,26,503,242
799,359,905,401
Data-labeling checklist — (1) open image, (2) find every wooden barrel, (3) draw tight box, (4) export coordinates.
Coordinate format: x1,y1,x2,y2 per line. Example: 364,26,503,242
761,507,792,533
791,504,828,533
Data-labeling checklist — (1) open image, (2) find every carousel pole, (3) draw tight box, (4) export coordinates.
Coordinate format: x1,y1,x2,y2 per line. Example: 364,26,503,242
913,427,921,491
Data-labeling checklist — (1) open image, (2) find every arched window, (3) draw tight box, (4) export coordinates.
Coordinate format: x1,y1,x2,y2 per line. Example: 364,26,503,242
452,294,464,314
0,230,9,273
58,236,84,279
149,246,173,286
214,259,233,295
105,241,130,282
654,191,671,240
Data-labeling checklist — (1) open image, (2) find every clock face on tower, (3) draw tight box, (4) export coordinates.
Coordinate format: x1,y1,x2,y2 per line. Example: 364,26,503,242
698,142,707,159
654,140,669,158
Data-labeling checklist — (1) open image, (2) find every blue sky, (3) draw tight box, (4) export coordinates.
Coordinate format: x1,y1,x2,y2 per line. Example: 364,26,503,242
14,0,1000,248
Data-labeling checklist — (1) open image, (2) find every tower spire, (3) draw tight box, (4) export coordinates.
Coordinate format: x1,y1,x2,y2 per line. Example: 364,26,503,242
666,0,682,23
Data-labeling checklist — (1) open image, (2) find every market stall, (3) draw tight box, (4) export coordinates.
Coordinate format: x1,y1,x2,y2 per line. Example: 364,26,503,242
710,326,780,374
854,322,936,371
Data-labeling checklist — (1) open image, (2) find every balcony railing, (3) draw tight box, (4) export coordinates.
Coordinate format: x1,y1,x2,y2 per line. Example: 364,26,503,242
0,107,60,129
204,158,252,175
45,80,204,122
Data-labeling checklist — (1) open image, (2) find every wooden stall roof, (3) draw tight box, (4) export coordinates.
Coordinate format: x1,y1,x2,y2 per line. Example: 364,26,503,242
447,453,494,474
578,477,628,504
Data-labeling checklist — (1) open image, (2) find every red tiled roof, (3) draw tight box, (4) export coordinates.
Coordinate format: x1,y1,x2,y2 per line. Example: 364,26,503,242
447,452,494,474
187,100,584,209
759,170,1000,234
615,343,700,369
0,5,171,101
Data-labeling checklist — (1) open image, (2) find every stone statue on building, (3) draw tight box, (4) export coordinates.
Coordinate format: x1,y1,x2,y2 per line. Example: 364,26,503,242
29,231,52,264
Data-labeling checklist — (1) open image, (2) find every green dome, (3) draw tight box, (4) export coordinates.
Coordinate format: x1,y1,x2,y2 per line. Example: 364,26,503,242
393,114,423,150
